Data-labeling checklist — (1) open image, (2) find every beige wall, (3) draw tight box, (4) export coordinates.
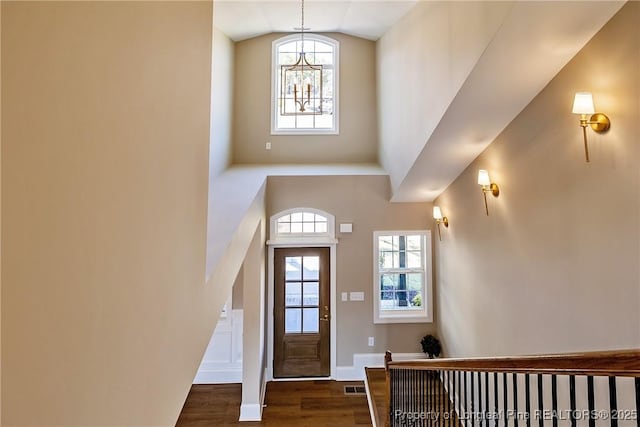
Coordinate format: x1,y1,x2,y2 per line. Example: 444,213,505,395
267,175,436,366
209,27,234,177
233,33,378,165
434,2,640,358
2,2,213,425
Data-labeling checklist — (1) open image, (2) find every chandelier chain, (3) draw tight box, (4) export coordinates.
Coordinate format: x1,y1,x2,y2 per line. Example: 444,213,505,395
300,0,305,49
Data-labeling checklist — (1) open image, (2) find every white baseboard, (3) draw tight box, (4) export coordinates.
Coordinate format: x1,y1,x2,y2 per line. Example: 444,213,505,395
238,369,268,422
193,367,242,384
239,403,262,421
336,366,361,381
336,352,426,381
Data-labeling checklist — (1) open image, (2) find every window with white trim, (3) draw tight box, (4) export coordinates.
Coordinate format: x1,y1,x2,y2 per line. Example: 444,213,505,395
373,231,433,324
271,34,339,134
270,208,335,242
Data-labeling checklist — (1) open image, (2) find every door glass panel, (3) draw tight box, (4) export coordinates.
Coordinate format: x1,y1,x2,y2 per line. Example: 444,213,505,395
285,308,302,333
302,256,319,280
285,256,302,280
285,282,302,306
302,307,319,333
303,282,319,306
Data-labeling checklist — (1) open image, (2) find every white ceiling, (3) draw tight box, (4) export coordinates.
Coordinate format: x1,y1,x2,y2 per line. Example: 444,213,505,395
213,0,419,41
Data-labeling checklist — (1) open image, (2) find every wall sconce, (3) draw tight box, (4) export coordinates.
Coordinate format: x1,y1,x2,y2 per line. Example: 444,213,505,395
478,169,499,216
433,206,449,241
572,92,610,162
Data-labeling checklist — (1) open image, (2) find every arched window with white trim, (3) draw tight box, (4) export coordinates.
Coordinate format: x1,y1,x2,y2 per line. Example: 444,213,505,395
269,208,335,242
271,34,339,135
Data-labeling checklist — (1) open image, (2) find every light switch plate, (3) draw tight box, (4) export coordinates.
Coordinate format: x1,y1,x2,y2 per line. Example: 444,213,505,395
350,291,364,301
341,292,348,302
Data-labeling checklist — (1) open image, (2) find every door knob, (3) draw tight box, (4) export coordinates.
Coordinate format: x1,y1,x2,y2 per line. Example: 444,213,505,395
320,313,330,322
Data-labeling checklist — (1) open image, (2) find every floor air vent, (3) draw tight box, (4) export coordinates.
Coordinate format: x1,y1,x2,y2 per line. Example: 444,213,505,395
343,385,366,395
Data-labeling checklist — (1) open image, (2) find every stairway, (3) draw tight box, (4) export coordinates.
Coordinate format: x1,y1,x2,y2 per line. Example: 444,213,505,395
365,367,459,427
365,368,388,427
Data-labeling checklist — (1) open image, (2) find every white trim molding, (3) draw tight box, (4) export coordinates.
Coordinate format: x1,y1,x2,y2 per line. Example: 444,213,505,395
239,404,263,422
239,368,268,422
336,352,427,381
193,309,243,384
194,368,241,384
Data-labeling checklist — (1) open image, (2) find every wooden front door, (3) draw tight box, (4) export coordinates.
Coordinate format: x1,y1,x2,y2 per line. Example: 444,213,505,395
274,247,330,378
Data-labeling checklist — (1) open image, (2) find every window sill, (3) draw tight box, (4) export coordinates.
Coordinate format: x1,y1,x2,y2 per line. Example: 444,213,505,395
267,237,338,246
373,314,433,324
270,129,339,136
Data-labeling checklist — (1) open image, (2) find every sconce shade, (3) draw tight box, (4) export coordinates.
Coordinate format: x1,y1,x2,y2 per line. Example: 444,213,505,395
432,206,449,240
478,169,499,215
572,92,611,162
433,206,443,220
477,169,491,186
572,92,595,115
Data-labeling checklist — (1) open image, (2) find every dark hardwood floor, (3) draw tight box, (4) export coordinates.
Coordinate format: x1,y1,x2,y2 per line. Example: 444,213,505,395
176,380,373,426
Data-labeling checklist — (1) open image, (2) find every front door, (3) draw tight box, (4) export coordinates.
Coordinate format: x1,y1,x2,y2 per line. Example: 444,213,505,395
274,247,330,378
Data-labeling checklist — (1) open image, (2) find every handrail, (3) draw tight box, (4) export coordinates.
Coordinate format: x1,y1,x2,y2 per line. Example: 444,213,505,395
386,349,640,377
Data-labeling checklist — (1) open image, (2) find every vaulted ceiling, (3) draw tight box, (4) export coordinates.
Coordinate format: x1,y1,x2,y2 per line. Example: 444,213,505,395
214,0,418,41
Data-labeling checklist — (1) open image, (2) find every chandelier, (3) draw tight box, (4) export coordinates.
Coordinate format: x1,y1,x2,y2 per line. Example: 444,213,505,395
280,0,323,115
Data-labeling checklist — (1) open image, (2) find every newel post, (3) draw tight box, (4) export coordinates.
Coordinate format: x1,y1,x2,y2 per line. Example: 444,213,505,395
384,351,392,427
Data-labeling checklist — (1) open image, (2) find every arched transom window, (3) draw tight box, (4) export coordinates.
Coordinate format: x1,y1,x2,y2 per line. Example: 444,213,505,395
270,208,335,241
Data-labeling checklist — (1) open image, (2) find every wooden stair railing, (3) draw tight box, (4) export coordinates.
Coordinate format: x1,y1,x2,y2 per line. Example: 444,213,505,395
384,349,640,427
